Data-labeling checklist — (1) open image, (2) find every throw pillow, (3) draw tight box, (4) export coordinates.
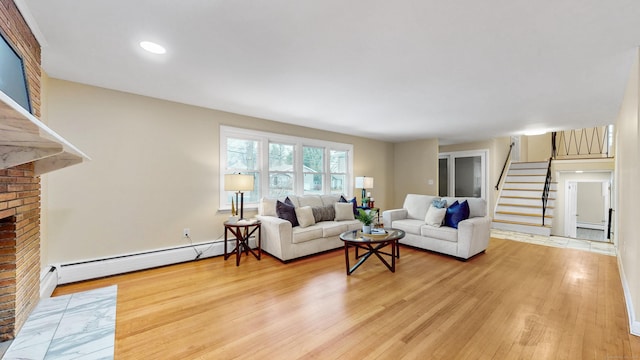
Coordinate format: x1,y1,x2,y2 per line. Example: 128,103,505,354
339,195,358,215
425,205,447,227
295,206,316,228
334,202,355,221
432,198,447,209
312,204,335,223
444,200,470,229
276,200,299,227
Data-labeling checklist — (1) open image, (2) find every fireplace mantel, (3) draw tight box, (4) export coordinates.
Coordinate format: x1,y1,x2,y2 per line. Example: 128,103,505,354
0,90,89,175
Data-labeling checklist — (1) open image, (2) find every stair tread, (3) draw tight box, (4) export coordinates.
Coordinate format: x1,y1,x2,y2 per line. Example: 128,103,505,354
501,195,556,200
492,219,552,228
503,188,557,192
495,211,552,218
497,203,555,209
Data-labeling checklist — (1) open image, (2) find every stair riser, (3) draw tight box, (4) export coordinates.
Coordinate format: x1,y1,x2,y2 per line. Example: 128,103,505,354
501,190,556,199
506,175,547,183
492,222,552,236
508,169,548,176
494,213,549,225
496,206,554,216
502,182,557,191
509,162,549,170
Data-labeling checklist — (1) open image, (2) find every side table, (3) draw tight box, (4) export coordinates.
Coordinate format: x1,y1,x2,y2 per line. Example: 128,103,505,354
224,220,261,266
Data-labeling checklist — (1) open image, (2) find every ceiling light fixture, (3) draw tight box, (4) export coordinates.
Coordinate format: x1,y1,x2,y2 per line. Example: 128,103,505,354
523,129,546,136
139,41,166,54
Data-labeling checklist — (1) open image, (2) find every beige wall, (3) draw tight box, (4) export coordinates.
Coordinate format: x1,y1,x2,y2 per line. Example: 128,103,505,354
615,48,640,334
526,133,552,162
393,139,439,208
41,79,394,265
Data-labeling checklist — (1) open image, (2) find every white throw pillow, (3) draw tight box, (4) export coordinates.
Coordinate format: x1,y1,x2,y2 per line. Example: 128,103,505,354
425,205,446,227
334,202,355,221
295,206,316,228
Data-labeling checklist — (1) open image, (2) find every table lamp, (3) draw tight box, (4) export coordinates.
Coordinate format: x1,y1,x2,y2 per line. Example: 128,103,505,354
224,173,254,219
355,176,374,207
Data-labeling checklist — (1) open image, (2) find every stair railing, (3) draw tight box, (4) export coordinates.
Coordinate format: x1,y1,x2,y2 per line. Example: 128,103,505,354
495,142,515,190
541,157,552,226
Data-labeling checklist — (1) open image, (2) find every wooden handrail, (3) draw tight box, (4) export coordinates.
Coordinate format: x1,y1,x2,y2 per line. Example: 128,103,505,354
495,142,515,190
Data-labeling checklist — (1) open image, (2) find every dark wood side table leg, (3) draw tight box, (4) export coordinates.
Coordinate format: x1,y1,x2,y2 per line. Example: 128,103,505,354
344,243,351,276
224,227,228,259
257,225,261,260
236,230,241,266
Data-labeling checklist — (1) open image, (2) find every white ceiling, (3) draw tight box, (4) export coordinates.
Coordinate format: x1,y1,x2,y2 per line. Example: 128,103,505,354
17,0,640,144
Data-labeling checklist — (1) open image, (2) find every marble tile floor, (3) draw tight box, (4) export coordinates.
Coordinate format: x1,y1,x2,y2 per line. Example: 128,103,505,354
2,285,117,360
491,229,616,256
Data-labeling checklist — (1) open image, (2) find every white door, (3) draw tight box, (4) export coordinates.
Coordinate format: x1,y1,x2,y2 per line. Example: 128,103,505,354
565,181,577,238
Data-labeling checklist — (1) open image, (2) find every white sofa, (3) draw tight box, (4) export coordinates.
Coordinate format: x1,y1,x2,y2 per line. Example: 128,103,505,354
382,194,491,260
256,195,361,262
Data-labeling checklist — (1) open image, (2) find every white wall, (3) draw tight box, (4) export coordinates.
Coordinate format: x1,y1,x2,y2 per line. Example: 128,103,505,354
615,48,640,335
41,79,394,266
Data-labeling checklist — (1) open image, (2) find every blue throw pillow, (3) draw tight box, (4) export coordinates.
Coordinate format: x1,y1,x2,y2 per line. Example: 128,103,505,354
444,200,470,229
432,198,447,209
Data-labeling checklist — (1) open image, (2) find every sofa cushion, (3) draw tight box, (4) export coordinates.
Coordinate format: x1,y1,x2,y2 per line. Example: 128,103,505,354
421,224,458,242
260,197,284,216
320,195,341,206
403,194,437,220
276,200,299,227
298,196,324,208
295,206,316,228
390,219,424,235
312,204,336,222
425,205,446,227
291,226,324,244
319,221,349,237
442,197,486,217
335,202,355,221
444,200,470,229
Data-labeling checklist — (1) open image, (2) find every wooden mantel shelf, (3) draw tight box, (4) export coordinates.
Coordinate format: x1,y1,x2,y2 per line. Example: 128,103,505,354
0,91,90,175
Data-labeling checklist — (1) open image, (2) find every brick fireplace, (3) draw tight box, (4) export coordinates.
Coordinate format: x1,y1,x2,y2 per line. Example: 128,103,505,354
0,0,44,341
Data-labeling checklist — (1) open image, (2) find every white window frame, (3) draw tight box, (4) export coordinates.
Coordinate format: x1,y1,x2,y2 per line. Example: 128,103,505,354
220,126,354,210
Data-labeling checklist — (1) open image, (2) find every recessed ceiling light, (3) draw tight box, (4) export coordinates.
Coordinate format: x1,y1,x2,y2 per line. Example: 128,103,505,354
139,41,166,54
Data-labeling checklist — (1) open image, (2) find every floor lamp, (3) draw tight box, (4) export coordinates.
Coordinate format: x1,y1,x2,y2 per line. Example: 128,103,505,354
224,174,254,219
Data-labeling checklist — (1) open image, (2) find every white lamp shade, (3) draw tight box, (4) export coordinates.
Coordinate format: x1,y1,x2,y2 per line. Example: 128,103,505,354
355,176,374,189
224,174,254,191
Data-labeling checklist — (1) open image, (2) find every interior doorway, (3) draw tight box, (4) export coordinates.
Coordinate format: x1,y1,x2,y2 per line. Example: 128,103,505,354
565,179,611,242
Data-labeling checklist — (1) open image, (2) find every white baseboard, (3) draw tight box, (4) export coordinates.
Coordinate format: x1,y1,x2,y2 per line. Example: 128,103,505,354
617,255,640,336
53,238,256,285
40,266,58,298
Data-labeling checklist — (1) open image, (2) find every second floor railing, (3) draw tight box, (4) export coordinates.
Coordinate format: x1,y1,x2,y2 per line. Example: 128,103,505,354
552,125,613,159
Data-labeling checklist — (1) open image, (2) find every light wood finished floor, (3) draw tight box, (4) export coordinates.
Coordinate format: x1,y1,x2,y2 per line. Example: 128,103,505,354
54,238,640,359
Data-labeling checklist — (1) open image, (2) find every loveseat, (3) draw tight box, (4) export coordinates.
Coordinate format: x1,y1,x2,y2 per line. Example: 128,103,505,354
256,195,362,262
382,194,491,260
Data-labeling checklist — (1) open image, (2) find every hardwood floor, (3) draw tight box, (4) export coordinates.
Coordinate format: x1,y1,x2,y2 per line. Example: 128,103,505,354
53,238,640,359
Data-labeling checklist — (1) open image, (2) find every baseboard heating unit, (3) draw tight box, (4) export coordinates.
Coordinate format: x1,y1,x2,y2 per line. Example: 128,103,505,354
52,238,256,285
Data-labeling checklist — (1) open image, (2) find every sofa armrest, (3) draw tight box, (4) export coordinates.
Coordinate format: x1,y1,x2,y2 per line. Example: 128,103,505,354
255,215,292,260
382,209,408,228
456,216,491,259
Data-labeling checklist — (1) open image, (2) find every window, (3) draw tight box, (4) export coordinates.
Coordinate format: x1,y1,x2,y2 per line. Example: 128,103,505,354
220,126,354,209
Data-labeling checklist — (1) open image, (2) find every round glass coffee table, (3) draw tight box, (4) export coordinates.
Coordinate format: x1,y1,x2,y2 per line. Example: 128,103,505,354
339,228,405,275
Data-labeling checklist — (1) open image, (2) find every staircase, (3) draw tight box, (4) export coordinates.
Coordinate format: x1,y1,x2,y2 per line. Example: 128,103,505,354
492,161,556,236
